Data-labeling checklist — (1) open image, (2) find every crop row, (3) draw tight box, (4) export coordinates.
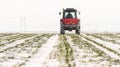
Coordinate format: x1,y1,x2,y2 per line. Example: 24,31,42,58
80,34,120,66
0,34,53,67
0,34,37,46
69,34,114,67
48,35,74,67
0,33,14,37
86,33,120,45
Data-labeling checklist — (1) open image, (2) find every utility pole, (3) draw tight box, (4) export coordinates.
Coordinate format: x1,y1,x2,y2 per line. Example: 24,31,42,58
21,17,26,32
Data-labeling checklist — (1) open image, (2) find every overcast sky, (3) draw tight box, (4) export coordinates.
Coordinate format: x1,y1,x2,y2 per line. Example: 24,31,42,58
0,0,120,32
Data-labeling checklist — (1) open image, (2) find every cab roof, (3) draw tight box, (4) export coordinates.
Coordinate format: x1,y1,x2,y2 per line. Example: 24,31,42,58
64,8,77,12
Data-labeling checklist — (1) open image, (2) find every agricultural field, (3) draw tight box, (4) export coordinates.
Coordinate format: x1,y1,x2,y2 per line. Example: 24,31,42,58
0,33,120,67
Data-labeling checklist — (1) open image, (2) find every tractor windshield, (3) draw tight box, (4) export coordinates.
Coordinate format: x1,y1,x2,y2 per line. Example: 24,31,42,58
65,11,76,18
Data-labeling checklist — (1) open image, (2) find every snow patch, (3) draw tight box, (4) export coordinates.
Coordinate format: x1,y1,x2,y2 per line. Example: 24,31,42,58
22,35,58,67
81,34,120,60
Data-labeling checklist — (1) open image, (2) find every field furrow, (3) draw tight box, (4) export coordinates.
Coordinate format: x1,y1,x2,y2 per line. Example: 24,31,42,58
83,33,120,56
22,34,58,67
80,34,120,65
0,34,53,67
0,34,39,53
0,33,13,37
0,33,37,46
86,33,120,45
44,35,74,67
0,33,120,67
69,34,115,67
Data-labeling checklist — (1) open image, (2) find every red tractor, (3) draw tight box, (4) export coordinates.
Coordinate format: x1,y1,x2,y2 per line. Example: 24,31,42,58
59,8,80,34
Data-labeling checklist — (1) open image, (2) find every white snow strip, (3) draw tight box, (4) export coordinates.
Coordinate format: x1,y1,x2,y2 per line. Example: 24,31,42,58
84,34,120,54
0,35,39,52
22,35,58,67
66,36,74,47
81,34,120,60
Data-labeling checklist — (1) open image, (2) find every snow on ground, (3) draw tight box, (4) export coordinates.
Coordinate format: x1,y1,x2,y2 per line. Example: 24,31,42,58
0,33,18,38
0,33,14,37
0,33,120,67
81,34,120,60
84,34,120,55
43,34,119,67
22,35,58,67
0,34,52,67
0,34,38,52
0,34,19,44
89,33,120,44
66,35,110,67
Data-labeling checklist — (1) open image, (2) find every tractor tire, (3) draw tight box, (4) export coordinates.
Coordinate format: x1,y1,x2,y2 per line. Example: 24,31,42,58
60,28,65,34
75,28,80,34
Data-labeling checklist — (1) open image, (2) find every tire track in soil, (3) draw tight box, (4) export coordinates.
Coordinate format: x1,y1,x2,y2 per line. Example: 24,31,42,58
45,34,118,67
45,35,75,67
1,33,120,67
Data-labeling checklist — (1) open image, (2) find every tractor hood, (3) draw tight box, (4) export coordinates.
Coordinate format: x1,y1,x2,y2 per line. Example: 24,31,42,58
61,18,80,25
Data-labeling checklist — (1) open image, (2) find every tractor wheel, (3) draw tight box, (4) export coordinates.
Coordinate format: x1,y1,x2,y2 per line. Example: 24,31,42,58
75,28,80,34
60,28,65,34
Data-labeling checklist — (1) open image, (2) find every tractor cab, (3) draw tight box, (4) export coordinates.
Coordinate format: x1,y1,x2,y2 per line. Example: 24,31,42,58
59,8,80,34
63,8,77,18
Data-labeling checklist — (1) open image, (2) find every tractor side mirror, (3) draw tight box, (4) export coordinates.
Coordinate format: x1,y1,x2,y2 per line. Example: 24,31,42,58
78,11,80,15
59,12,61,15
